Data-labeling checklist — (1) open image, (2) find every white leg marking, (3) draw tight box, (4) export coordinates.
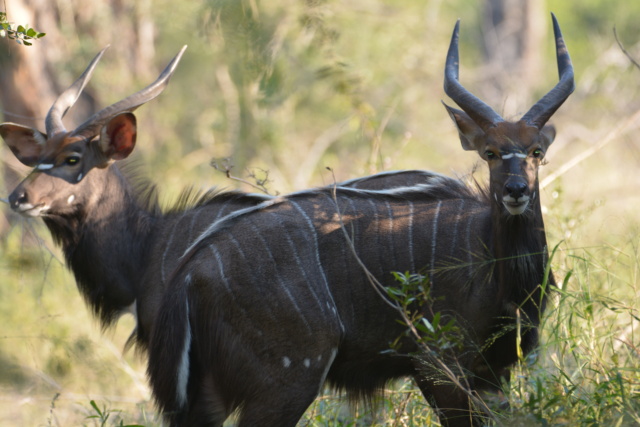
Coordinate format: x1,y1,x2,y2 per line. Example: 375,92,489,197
283,356,292,368
317,348,338,395
176,297,192,408
430,201,442,285
290,200,345,334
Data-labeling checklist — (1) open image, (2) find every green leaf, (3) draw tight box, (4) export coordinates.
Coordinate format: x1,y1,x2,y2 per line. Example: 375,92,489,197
89,400,103,417
37,32,46,38
17,25,25,33
26,28,37,37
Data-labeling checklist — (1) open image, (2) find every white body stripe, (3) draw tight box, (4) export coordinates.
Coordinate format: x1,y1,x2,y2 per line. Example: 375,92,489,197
161,217,183,283
408,201,416,273
450,199,465,252
290,201,345,333
430,201,442,285
465,212,474,280
176,296,192,408
248,221,313,334
270,212,330,317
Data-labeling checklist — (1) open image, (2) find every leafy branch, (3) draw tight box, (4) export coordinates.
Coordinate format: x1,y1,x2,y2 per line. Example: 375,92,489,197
0,11,46,46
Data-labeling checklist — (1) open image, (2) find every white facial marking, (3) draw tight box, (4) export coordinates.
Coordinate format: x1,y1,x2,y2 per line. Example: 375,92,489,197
77,173,83,182
36,163,54,171
282,356,292,368
501,152,527,160
67,195,75,205
304,358,311,368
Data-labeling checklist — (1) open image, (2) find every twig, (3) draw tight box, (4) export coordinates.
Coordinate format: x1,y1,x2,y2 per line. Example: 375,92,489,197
614,26,640,70
541,108,640,189
210,158,274,195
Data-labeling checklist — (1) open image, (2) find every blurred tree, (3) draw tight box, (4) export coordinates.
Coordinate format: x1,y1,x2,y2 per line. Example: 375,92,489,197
481,0,546,117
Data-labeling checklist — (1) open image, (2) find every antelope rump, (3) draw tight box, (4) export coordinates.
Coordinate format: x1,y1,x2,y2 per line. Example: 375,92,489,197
2,13,573,427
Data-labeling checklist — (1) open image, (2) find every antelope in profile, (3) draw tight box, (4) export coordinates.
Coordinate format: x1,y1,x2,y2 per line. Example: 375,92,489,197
0,43,442,418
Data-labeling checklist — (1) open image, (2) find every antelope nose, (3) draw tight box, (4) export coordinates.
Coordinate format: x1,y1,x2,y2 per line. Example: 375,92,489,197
505,181,527,200
9,190,28,210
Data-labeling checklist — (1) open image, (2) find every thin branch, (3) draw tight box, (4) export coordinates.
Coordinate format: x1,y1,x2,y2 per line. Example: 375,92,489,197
541,107,640,189
614,26,640,70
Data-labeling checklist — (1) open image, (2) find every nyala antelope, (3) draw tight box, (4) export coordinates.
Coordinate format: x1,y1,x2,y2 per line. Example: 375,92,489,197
3,13,573,427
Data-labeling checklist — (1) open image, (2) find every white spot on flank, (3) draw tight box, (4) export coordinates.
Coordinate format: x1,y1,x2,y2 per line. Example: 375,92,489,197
283,357,292,368
76,173,83,182
176,299,191,408
36,163,54,170
67,194,75,205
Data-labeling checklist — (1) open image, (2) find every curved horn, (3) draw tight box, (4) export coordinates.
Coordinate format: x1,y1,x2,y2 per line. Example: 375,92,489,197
443,20,504,130
71,45,188,139
45,46,110,138
520,13,575,129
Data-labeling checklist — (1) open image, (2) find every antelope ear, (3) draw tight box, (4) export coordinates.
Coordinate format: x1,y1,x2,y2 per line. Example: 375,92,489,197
540,124,556,149
442,102,484,152
0,123,47,166
99,112,137,160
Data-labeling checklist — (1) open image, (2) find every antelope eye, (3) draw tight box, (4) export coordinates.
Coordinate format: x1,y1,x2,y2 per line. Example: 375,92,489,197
532,149,543,158
65,155,81,166
485,150,497,160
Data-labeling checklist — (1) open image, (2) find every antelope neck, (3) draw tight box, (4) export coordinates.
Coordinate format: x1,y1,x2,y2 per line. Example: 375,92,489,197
44,165,156,327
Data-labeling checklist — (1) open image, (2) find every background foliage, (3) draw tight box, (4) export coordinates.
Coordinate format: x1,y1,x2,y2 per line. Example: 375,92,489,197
1,0,640,425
